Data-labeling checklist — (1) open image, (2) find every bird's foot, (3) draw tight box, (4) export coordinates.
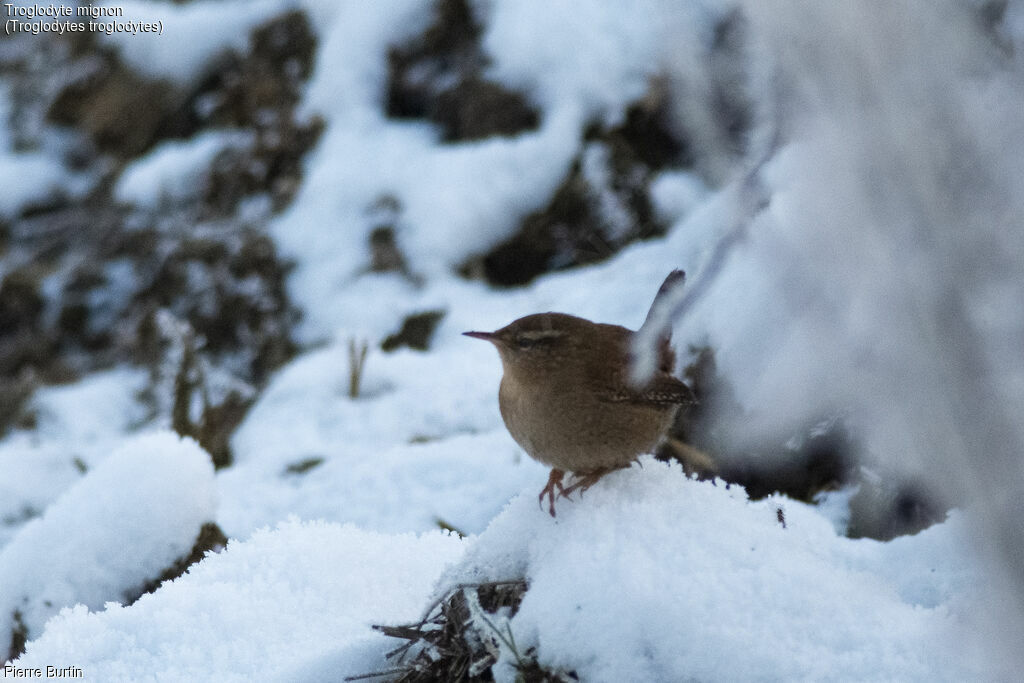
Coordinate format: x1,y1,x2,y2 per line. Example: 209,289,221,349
563,465,629,498
538,468,566,517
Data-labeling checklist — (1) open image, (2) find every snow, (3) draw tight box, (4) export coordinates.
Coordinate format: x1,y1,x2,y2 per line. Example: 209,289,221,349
217,324,548,537
0,152,69,218
275,113,580,339
649,169,709,224
98,0,289,83
0,368,149,548
16,521,464,682
0,431,216,642
10,461,1007,682
477,0,716,124
113,131,253,210
4,0,1024,679
442,460,998,681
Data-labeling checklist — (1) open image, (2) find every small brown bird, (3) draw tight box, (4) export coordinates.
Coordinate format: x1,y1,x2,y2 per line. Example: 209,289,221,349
465,271,695,516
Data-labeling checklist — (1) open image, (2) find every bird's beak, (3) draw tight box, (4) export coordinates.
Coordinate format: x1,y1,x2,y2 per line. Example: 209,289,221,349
463,330,497,342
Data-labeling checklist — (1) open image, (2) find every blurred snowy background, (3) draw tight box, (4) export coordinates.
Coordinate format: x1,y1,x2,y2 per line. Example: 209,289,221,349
2,0,1023,680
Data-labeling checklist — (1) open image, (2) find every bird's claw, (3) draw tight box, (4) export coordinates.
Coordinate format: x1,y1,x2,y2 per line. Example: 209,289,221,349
562,466,624,498
538,468,566,517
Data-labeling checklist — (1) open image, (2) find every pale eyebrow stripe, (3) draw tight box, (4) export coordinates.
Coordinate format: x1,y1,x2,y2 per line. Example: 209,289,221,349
519,329,564,340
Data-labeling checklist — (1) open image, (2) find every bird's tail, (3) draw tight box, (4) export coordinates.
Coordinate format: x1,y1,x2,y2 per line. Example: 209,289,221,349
634,270,687,381
641,269,686,338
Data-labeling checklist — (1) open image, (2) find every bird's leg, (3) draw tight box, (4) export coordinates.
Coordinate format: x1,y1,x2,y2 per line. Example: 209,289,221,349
563,464,629,498
538,468,566,517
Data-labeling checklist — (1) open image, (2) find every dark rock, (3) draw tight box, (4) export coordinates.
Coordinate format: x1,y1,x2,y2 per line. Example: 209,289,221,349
57,262,117,351
0,205,299,395
847,479,947,541
369,226,407,274
0,268,58,380
202,116,323,216
462,82,688,286
663,346,951,540
5,611,28,666
386,0,540,141
432,76,539,141
46,7,321,211
714,420,858,502
386,0,482,120
473,165,596,286
365,196,420,282
382,310,446,352
2,9,315,401
123,522,229,605
0,268,45,334
662,346,858,502
283,456,325,476
599,83,691,171
47,8,319,166
187,10,316,131
176,237,229,264
0,369,37,438
192,10,323,216
48,58,183,160
124,225,296,385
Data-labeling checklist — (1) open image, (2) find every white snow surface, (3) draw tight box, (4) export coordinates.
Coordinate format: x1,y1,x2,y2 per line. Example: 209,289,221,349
0,153,69,218
444,460,1000,682
98,0,289,83
0,431,216,640
0,368,149,548
12,462,1006,682
4,0,1024,679
17,521,464,682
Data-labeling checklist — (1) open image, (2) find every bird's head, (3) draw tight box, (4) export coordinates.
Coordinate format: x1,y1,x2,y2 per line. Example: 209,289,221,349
464,313,590,379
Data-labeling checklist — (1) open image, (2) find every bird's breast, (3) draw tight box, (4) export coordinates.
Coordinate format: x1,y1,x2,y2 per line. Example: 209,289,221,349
497,369,675,472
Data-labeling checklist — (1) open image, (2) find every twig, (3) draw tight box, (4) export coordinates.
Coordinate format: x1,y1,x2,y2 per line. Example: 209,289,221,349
348,338,369,398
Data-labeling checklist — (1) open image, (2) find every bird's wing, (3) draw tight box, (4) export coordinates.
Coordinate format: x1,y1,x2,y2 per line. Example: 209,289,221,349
600,372,696,406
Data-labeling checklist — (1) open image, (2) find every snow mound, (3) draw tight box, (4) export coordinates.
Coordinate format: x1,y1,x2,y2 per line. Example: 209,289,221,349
15,520,464,682
0,368,148,549
9,458,1005,681
441,457,996,681
0,431,216,642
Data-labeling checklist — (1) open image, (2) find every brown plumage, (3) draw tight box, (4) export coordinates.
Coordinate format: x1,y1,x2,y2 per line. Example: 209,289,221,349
464,270,695,516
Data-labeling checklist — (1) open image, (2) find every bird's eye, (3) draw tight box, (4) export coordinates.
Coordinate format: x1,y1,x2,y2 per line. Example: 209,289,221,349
515,335,537,349
513,330,562,348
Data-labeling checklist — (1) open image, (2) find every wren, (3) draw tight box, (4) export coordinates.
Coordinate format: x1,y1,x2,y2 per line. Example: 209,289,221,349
465,270,695,516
